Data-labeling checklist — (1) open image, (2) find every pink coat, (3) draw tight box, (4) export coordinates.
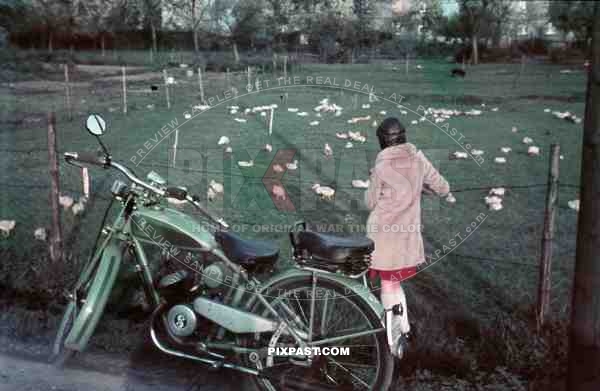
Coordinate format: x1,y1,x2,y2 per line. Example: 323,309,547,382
365,143,450,270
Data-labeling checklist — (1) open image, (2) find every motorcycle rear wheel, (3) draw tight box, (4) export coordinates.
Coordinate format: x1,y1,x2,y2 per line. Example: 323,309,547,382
242,276,394,391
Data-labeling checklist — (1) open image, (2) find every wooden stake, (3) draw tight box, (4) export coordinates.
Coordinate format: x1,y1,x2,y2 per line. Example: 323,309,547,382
247,66,251,88
284,56,287,79
82,167,90,198
537,144,560,330
64,64,72,121
47,112,63,263
405,53,409,76
568,2,600,387
268,108,274,136
163,69,171,109
198,67,205,103
121,65,127,115
172,129,179,167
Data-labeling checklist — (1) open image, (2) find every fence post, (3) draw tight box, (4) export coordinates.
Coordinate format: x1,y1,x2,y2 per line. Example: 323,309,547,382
283,56,287,80
163,69,171,109
536,143,560,330
64,64,72,121
82,167,90,198
172,129,179,168
405,53,409,76
247,66,251,89
47,112,63,263
121,65,127,115
198,67,205,103
268,108,274,136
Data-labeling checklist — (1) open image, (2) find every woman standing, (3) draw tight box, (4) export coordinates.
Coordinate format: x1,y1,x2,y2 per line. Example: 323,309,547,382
365,117,453,358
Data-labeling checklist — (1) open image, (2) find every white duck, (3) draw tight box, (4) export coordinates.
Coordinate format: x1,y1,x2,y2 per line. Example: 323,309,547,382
0,220,16,237
59,195,74,210
351,180,369,189
312,184,335,200
237,160,254,168
527,146,540,156
209,180,224,194
34,227,47,241
568,200,580,212
286,160,298,170
522,137,533,144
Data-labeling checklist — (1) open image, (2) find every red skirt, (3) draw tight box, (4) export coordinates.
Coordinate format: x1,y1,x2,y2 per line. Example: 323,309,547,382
369,266,417,282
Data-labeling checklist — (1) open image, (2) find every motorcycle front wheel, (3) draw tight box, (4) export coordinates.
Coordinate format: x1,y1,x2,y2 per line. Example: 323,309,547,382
49,249,102,367
243,276,394,391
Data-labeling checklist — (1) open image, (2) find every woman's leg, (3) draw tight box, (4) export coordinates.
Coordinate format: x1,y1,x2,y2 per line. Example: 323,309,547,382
381,279,410,334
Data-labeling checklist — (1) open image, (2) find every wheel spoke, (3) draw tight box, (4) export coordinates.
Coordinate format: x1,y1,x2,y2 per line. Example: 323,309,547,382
328,357,371,389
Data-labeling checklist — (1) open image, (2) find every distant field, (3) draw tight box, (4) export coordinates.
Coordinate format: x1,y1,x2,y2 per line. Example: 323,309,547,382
1,52,587,386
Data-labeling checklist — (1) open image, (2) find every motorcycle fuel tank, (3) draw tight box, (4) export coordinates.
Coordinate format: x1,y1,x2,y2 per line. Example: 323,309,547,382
131,206,218,252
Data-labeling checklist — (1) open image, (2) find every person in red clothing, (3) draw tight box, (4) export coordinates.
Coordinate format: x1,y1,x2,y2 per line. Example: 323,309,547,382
365,117,453,358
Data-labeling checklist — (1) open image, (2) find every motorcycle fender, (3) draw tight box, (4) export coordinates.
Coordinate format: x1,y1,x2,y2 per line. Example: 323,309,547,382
247,268,385,325
64,239,124,352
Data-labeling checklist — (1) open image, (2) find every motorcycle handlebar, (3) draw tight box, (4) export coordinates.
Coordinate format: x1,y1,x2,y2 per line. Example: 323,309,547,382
64,151,108,167
64,152,229,229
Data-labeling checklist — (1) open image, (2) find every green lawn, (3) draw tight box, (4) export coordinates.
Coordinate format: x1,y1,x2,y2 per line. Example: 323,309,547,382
1,55,587,385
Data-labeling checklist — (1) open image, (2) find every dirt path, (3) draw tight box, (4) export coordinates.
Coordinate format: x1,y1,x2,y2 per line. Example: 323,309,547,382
0,335,247,391
0,353,183,391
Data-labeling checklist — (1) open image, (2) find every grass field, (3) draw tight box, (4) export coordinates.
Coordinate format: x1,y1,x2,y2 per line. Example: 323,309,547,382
1,53,588,388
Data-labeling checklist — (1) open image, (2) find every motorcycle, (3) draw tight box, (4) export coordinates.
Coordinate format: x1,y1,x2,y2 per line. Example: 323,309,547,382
51,114,395,390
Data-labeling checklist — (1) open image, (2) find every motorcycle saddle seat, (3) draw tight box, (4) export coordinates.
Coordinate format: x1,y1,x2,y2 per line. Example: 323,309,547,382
215,231,279,266
296,231,374,262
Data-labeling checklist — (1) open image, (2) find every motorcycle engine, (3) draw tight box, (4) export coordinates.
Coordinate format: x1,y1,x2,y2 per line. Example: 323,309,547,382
159,260,233,341
200,261,232,289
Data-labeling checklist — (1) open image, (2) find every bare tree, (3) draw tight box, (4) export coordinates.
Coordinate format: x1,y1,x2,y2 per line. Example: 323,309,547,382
139,0,161,55
30,0,73,53
163,0,212,54
458,0,510,64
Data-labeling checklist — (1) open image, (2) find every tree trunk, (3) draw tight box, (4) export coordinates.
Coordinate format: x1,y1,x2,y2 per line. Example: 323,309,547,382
193,29,199,53
192,0,198,54
567,3,600,388
472,34,479,65
233,41,240,64
151,23,158,55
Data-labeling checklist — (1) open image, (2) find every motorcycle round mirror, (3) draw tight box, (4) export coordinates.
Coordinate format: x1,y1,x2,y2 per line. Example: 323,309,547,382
85,114,107,136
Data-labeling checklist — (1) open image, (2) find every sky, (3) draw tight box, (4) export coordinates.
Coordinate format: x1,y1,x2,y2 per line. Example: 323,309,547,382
441,0,459,16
